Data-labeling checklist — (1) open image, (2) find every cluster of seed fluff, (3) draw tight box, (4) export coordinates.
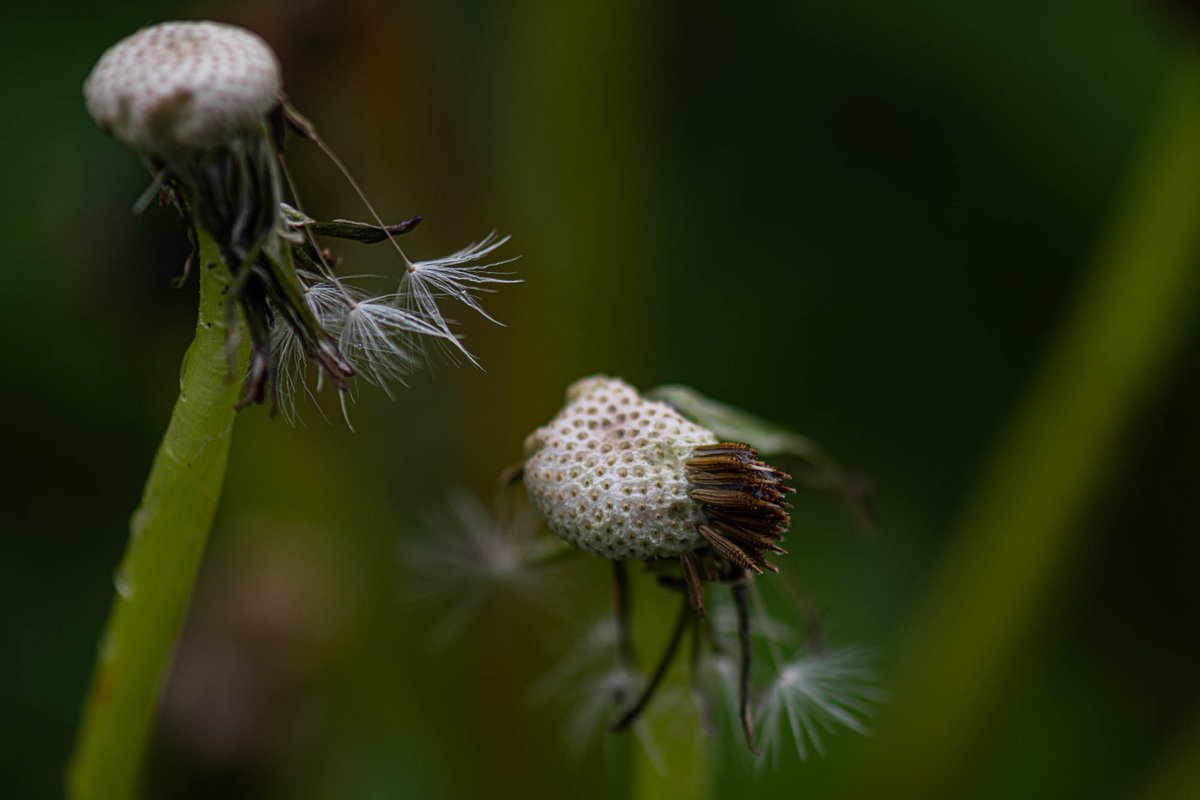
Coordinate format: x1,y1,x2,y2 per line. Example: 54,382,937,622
84,21,282,153
523,376,719,560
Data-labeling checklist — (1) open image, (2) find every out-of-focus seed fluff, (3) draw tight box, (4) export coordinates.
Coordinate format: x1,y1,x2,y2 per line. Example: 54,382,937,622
523,375,719,560
83,21,282,153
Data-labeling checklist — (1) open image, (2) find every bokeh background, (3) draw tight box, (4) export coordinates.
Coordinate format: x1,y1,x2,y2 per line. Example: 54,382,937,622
3,1,1200,798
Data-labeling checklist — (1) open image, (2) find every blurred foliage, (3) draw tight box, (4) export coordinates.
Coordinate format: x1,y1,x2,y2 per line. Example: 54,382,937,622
2,1,1199,798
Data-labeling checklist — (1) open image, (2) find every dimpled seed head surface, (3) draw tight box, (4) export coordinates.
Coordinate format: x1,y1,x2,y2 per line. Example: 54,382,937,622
84,21,282,153
523,376,719,561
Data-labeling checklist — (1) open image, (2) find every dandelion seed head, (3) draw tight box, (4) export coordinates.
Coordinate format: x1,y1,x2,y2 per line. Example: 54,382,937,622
85,21,282,154
87,25,519,417
522,376,717,561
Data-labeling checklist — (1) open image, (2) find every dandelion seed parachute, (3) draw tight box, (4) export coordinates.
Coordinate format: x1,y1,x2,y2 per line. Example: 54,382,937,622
757,648,883,764
402,492,574,641
402,233,520,325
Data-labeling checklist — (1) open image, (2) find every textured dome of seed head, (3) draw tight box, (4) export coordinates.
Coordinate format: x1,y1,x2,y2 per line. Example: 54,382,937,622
523,376,719,561
84,21,282,153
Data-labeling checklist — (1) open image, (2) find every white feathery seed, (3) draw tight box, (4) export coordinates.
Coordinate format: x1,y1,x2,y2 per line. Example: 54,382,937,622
272,281,356,423
337,294,448,397
757,648,882,764
394,234,517,369
401,233,520,326
272,279,453,416
84,21,282,153
523,375,719,561
534,617,645,759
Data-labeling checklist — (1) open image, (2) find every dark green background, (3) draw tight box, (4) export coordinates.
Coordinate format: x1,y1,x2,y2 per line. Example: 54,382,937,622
2,1,1198,797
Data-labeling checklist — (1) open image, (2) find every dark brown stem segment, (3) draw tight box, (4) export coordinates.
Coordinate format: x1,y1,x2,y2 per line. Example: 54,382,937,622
731,582,758,753
611,595,693,732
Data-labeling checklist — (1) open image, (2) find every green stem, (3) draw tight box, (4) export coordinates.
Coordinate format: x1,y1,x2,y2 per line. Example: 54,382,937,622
632,677,711,800
68,228,247,800
855,51,1200,798
631,591,711,800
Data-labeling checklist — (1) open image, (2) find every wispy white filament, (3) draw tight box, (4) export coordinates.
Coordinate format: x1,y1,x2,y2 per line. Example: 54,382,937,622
399,233,519,366
271,231,518,420
533,617,647,760
757,648,883,764
272,281,355,424
402,492,561,642
337,293,447,398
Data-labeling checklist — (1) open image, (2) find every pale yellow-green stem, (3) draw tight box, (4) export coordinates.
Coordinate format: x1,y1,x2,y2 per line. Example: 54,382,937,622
855,51,1200,798
634,707,711,800
68,228,248,800
631,585,712,800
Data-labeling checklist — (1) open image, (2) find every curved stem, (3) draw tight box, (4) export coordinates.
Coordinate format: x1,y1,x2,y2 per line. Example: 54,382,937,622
67,228,248,800
855,50,1200,799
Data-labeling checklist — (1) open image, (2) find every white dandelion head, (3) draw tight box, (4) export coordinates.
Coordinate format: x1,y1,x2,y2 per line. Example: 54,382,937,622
757,648,883,765
87,25,521,417
84,21,281,155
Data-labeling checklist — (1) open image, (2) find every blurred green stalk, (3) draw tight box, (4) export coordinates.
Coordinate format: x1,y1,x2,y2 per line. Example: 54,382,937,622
1135,702,1200,800
68,228,246,800
631,593,711,800
857,51,1200,798
634,707,711,800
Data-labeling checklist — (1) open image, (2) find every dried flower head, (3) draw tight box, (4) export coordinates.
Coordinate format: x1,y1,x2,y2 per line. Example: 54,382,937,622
85,21,516,416
523,375,792,582
84,22,281,154
515,375,877,758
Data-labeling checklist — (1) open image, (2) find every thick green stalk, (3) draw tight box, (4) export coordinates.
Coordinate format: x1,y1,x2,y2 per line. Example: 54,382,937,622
68,228,247,800
855,51,1200,798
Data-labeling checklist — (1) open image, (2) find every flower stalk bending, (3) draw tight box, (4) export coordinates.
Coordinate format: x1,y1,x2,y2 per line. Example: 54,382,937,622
68,228,247,800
